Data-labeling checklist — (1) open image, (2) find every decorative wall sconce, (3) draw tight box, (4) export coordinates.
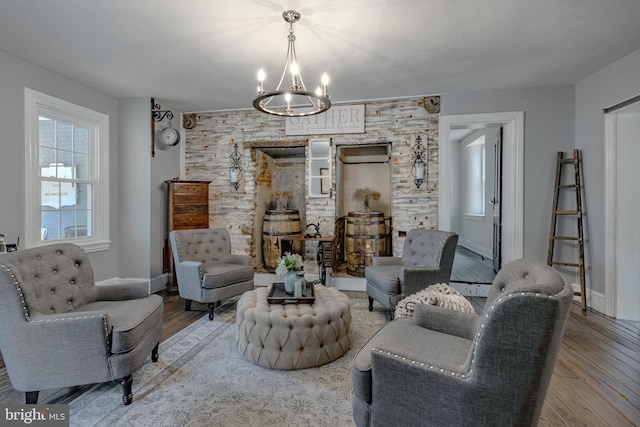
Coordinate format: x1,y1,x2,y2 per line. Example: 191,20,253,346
229,142,243,191
410,135,427,189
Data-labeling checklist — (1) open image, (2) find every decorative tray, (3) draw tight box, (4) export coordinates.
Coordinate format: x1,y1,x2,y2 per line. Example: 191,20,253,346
266,282,315,304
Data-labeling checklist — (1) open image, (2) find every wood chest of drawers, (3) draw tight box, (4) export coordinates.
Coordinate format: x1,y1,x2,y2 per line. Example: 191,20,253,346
165,180,211,291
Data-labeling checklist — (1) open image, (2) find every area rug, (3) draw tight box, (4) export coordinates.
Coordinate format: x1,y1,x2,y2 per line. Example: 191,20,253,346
68,298,387,427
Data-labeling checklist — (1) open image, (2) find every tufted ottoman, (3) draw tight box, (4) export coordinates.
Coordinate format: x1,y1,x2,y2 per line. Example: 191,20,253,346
236,284,352,369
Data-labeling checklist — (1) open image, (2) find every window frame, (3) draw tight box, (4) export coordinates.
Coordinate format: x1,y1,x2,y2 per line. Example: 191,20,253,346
24,88,110,252
464,135,486,217
308,138,332,198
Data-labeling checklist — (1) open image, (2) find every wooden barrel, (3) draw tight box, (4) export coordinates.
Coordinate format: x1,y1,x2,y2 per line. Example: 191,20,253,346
345,211,387,277
263,210,302,269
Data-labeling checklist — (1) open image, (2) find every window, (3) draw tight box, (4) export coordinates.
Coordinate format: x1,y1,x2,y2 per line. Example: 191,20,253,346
25,89,110,251
465,135,485,216
308,138,332,197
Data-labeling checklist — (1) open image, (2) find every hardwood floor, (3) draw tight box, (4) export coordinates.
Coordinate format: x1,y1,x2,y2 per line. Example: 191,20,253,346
1,291,638,426
451,245,496,285
468,297,640,426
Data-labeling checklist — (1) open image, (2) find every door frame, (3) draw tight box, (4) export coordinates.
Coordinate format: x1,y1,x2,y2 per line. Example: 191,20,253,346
604,101,640,318
439,111,524,265
492,128,503,272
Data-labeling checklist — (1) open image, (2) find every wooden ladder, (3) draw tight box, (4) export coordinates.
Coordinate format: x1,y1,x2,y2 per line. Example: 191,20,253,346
547,149,586,310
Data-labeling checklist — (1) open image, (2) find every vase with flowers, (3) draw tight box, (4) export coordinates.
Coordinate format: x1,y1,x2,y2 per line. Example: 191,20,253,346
276,251,304,294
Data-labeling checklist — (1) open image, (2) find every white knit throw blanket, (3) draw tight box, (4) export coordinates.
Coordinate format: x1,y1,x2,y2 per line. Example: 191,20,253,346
394,283,475,318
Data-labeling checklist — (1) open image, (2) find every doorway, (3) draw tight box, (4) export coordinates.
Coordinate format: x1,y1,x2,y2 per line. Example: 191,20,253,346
439,112,524,284
335,143,392,276
604,101,640,321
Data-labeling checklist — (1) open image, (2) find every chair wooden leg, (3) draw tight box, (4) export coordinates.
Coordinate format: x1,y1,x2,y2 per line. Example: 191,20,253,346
151,342,159,362
368,297,374,312
120,375,133,405
184,299,192,311
208,303,215,320
25,391,39,404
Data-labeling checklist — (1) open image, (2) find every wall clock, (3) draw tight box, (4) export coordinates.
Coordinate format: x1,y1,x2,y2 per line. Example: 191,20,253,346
159,122,180,146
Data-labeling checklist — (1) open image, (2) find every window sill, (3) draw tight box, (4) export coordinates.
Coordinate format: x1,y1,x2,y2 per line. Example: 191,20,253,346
35,238,111,253
464,214,485,221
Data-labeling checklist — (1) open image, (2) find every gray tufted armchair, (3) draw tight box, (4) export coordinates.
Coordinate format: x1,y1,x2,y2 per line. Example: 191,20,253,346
353,258,573,427
0,243,163,405
365,228,458,314
170,228,255,320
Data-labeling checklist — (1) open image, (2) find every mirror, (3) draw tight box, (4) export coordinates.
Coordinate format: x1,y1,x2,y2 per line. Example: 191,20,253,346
308,138,331,197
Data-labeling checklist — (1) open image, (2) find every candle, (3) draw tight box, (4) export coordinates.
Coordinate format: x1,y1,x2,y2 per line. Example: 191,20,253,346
285,93,291,112
230,167,239,183
257,68,265,93
294,278,302,297
415,161,425,180
321,73,329,96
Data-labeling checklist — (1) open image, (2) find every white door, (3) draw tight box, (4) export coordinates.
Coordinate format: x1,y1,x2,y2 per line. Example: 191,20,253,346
614,107,640,320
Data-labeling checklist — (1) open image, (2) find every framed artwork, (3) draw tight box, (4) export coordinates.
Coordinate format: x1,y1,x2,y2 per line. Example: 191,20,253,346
320,168,330,194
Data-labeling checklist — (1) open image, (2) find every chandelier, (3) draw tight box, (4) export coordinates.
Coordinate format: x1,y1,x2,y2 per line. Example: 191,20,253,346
253,10,331,117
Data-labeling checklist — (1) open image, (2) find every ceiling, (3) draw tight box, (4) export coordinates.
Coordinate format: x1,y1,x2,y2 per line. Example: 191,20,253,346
1,0,639,113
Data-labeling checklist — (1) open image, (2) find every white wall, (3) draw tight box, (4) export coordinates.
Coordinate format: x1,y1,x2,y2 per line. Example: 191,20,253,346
575,47,640,297
117,98,181,291
339,162,391,216
117,99,151,279
0,49,119,280
149,100,182,290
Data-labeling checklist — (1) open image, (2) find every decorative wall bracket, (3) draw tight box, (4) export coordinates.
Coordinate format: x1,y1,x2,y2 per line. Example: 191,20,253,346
229,142,243,191
151,98,174,122
150,98,175,157
410,135,427,189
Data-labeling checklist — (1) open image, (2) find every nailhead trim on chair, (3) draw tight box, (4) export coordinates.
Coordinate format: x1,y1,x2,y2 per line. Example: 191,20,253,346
372,291,557,380
174,238,184,259
1,264,32,322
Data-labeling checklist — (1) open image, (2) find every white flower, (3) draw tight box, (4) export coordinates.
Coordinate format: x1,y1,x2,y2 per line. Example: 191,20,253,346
275,252,304,276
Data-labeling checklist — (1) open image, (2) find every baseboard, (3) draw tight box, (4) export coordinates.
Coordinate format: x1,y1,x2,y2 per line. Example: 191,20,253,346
450,282,606,307
571,282,607,315
150,274,168,294
96,277,151,294
328,274,366,292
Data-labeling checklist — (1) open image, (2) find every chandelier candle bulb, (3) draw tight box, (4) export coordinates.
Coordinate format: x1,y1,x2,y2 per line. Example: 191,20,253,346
257,68,265,93
322,73,329,96
291,63,299,88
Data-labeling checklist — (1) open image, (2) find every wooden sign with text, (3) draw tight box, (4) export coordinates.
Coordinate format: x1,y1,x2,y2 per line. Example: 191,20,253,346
285,104,365,135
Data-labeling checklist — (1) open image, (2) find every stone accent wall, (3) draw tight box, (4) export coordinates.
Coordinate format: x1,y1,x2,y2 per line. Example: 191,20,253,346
183,96,440,269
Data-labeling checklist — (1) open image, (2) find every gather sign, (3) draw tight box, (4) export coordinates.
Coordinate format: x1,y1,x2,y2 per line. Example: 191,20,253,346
285,104,365,136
